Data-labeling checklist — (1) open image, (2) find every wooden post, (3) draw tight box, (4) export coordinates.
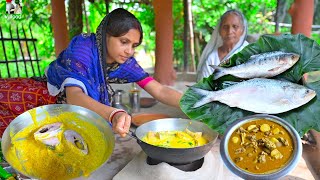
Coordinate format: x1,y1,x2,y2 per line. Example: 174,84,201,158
289,0,320,151
153,0,176,85
290,0,314,83
51,0,69,56
288,0,314,37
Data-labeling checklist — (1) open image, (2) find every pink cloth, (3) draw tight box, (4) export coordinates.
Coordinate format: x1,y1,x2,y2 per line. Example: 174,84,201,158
137,77,154,88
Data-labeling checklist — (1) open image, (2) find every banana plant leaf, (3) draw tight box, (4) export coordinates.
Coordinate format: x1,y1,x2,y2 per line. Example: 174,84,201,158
180,34,320,137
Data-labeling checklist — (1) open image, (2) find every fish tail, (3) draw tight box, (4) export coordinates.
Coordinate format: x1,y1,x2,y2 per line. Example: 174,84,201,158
210,65,226,80
190,87,216,108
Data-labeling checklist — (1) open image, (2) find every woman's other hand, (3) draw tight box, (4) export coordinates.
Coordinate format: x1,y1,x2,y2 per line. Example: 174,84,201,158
111,111,131,137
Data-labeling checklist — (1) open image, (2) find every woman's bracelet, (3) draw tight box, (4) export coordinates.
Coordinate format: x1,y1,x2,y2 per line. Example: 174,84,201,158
109,109,127,123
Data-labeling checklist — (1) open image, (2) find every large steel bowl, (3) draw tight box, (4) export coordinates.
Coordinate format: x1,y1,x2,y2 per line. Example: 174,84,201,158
220,114,302,180
1,104,115,179
133,118,219,164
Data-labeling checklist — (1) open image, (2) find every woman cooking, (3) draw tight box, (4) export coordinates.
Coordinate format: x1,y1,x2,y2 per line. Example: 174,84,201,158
45,8,182,138
197,9,249,81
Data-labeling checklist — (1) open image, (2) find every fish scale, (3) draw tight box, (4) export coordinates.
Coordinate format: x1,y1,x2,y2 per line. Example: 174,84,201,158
211,51,300,80
191,78,316,114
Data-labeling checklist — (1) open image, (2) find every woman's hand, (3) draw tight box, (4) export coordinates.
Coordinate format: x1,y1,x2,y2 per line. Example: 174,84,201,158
111,111,131,137
65,87,132,137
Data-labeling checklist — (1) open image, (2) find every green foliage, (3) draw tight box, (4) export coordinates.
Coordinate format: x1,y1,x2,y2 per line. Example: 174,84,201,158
173,1,184,70
0,1,318,77
129,4,155,52
180,34,320,137
191,0,277,48
87,2,106,33
0,0,54,77
85,3,156,55
311,32,320,44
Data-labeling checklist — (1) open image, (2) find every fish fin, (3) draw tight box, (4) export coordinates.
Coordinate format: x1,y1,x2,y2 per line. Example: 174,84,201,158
209,65,226,80
268,66,281,72
190,87,215,108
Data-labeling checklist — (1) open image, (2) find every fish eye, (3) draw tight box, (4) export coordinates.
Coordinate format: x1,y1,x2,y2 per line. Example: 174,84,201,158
305,89,311,94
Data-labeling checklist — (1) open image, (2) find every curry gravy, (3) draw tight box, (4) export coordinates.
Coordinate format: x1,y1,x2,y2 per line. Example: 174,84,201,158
142,130,208,148
228,119,294,174
5,112,110,180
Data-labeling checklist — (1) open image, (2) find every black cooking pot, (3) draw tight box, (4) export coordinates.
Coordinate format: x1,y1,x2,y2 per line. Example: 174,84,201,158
132,118,218,164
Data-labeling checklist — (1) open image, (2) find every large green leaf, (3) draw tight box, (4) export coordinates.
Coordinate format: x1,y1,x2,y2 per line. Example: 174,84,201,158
180,34,320,137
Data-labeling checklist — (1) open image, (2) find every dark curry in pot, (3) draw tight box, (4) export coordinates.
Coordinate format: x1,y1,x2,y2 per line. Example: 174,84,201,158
228,119,294,174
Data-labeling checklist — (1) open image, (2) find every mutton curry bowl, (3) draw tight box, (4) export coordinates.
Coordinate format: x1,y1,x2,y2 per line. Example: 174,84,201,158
220,114,302,180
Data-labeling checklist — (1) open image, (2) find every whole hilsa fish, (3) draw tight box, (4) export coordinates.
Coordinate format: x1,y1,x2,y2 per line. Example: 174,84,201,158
211,51,300,80
191,78,316,114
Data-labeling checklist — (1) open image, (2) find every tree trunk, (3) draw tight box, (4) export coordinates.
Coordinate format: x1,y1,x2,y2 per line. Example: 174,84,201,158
83,0,90,33
68,0,83,39
314,0,320,25
105,0,110,14
183,0,195,72
275,0,288,33
183,0,189,72
187,0,195,72
194,32,201,68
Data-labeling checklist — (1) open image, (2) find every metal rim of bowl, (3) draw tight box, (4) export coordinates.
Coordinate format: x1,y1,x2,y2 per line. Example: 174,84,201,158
1,104,115,179
133,118,219,164
135,118,218,149
220,114,302,180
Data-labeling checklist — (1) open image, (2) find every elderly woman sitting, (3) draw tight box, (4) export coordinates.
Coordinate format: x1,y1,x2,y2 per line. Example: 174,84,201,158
197,9,249,81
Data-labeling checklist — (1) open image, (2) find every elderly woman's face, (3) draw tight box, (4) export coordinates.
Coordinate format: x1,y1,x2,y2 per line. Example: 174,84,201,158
106,29,140,64
219,13,244,46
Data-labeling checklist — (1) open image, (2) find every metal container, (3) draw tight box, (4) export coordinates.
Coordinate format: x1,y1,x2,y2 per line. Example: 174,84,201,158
112,89,128,111
129,83,140,114
1,104,115,179
220,114,302,180
132,118,219,164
